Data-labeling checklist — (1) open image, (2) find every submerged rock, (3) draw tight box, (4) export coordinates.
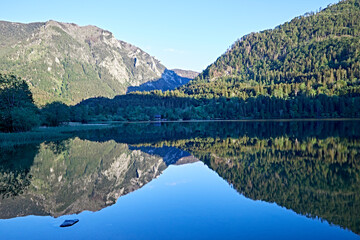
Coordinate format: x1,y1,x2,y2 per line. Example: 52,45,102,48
60,219,79,227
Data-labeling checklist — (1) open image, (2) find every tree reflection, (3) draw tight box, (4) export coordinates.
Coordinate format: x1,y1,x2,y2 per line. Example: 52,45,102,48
151,135,360,234
0,120,359,235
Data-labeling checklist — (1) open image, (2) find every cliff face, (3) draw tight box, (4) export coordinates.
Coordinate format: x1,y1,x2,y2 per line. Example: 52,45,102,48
0,20,191,105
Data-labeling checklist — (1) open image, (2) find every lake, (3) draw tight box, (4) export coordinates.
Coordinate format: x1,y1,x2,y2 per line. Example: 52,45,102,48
0,120,359,239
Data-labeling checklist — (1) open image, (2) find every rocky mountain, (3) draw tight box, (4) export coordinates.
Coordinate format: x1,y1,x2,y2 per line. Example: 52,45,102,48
0,20,192,105
126,69,193,93
129,145,194,165
171,69,199,79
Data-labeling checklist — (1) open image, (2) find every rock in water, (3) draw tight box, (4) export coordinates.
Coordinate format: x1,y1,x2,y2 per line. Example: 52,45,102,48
60,219,79,227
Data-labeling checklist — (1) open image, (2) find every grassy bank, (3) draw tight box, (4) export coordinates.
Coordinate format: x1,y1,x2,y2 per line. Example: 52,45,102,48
0,124,114,147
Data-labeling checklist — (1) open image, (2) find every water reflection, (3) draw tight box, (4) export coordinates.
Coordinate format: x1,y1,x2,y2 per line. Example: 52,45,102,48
0,144,37,199
176,136,360,234
0,120,359,236
0,139,175,218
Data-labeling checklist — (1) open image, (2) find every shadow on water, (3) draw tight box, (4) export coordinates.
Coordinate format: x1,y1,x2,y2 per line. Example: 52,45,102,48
76,120,360,144
0,144,39,199
0,120,359,235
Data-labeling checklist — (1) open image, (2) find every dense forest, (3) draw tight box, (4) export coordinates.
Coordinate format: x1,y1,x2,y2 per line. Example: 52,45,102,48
0,74,39,132
1,72,360,131
185,0,360,99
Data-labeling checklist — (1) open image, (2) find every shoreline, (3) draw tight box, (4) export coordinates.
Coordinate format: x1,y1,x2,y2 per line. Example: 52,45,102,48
113,118,360,124
0,124,116,147
1,118,359,147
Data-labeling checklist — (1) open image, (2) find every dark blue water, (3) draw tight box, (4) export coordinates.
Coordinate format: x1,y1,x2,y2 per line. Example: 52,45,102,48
0,121,359,239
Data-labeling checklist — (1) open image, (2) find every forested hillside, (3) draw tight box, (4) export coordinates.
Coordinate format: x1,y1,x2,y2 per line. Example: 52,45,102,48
181,0,360,99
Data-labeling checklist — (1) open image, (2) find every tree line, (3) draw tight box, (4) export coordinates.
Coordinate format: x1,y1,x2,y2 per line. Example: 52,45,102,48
1,73,360,133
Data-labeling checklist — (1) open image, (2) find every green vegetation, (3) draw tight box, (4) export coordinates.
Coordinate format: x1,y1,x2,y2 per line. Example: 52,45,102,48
0,74,39,132
41,102,70,126
0,73,110,135
74,93,360,121
0,21,191,105
0,124,114,147
184,0,360,99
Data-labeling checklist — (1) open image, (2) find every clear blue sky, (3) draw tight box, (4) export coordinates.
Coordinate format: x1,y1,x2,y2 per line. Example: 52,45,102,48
1,0,338,72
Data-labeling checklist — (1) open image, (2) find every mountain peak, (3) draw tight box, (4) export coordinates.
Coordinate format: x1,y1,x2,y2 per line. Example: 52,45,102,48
0,20,190,104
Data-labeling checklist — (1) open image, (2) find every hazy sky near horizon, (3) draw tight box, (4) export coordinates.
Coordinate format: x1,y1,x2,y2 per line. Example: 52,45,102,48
2,0,338,72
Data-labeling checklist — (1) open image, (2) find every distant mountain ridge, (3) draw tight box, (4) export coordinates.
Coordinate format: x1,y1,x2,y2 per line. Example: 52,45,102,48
126,69,196,93
171,69,199,79
125,68,199,92
0,20,193,104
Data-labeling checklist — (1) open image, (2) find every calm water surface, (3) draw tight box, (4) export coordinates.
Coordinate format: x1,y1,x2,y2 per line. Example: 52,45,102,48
0,121,359,239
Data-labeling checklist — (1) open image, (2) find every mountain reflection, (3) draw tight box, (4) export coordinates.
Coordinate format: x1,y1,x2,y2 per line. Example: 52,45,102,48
0,121,359,235
0,138,185,218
